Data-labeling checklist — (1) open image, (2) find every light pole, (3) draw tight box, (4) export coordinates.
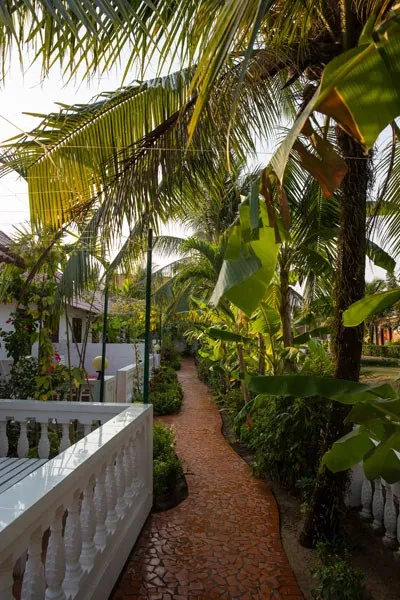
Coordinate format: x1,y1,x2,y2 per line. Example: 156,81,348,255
99,284,109,403
143,228,153,404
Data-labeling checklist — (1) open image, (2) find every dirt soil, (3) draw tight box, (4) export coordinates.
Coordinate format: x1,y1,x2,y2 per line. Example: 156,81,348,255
220,411,400,600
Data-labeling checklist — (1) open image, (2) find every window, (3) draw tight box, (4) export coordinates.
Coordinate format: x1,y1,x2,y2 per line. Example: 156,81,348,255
72,317,82,343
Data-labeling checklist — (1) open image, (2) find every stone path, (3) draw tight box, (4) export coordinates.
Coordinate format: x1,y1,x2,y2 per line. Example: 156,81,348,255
111,358,303,599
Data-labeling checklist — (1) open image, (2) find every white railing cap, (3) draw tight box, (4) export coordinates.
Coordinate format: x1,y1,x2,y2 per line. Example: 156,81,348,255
0,400,127,424
117,364,136,373
0,403,152,559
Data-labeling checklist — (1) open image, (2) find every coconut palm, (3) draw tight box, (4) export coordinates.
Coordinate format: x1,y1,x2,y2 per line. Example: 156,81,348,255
2,0,400,546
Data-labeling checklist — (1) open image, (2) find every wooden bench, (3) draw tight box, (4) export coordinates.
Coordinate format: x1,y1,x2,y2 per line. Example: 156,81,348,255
0,457,47,494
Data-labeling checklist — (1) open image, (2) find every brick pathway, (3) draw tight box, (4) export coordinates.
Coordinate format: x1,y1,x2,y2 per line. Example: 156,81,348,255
111,358,303,599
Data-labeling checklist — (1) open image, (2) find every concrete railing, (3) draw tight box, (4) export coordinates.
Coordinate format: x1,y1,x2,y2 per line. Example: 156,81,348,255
0,401,153,599
0,400,129,458
79,376,117,403
349,466,400,553
115,355,158,403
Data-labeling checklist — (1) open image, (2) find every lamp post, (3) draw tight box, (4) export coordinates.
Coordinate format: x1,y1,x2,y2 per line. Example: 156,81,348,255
143,228,153,404
99,284,109,403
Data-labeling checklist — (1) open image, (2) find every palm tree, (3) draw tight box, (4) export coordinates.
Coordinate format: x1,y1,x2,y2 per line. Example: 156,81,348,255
1,0,400,545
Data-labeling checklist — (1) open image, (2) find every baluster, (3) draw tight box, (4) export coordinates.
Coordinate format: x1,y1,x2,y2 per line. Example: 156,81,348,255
372,479,385,534
105,458,118,533
38,421,50,459
130,434,140,495
17,420,29,458
64,492,83,594
59,423,70,452
115,449,126,517
83,423,92,438
0,420,8,457
94,466,107,549
0,556,15,600
360,477,373,520
45,506,66,600
80,479,96,570
383,483,398,548
22,527,45,598
138,426,145,488
123,440,134,504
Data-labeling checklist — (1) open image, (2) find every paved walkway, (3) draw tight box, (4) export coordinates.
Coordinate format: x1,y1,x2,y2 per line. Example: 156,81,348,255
111,359,303,599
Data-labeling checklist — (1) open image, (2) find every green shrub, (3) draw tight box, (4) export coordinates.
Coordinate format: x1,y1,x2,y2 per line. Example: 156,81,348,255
360,355,399,367
312,547,365,600
161,343,182,370
153,422,184,496
196,354,227,394
151,389,183,415
239,395,329,492
152,366,179,387
149,366,183,415
363,343,400,359
216,388,244,417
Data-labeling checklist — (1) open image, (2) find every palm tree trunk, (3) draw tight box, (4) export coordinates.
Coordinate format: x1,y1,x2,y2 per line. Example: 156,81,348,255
236,343,250,404
279,263,293,347
300,127,372,547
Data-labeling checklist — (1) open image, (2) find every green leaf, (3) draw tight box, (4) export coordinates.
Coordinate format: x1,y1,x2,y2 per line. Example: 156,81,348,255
334,383,397,405
366,240,395,273
343,289,400,327
210,204,280,315
315,14,400,148
323,427,375,472
252,306,281,336
248,375,369,400
363,434,400,483
293,326,330,345
206,327,248,343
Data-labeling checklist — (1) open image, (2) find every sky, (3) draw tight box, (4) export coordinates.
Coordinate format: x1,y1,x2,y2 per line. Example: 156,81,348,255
0,54,388,280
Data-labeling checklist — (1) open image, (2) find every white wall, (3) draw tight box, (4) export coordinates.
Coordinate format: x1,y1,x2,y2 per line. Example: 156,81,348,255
53,341,145,376
0,302,148,377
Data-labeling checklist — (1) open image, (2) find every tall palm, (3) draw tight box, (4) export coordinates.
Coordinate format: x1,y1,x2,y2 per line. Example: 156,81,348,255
2,0,400,546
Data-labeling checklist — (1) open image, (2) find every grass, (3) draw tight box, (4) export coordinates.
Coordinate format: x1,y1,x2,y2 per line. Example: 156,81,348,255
360,365,400,385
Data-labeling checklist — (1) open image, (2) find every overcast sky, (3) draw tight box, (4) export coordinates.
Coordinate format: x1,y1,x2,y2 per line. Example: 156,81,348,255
0,54,387,279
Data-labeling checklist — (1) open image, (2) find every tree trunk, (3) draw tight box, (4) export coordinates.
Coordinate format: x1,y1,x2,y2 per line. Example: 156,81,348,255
279,262,293,347
369,324,374,344
300,127,372,547
236,343,250,404
380,327,385,346
375,325,379,345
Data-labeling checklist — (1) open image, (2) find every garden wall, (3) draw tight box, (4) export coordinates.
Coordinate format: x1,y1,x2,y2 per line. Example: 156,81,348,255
52,342,145,376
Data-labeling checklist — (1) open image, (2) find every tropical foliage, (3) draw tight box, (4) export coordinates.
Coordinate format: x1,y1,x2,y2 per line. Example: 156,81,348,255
3,0,400,560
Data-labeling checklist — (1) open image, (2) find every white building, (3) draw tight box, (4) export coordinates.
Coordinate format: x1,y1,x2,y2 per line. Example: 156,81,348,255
0,231,103,362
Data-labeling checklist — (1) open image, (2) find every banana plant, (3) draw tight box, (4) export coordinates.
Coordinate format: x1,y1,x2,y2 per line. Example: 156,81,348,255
241,373,400,483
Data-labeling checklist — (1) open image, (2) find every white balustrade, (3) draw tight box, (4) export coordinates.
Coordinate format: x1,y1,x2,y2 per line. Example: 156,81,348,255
22,527,46,598
79,376,116,403
115,356,157,403
349,467,400,554
0,402,153,599
0,401,130,459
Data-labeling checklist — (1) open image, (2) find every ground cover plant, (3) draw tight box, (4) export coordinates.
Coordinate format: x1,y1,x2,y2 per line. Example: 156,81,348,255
153,422,184,497
149,366,184,415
